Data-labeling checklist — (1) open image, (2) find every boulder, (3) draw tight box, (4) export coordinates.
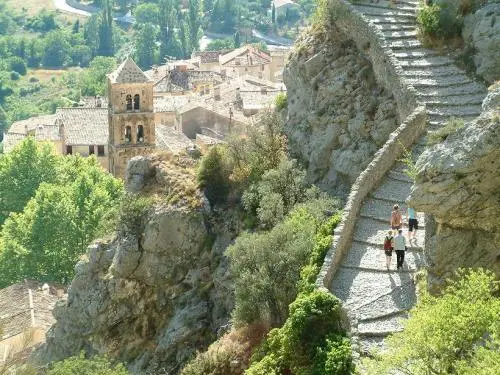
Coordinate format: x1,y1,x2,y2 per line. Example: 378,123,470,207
462,4,500,84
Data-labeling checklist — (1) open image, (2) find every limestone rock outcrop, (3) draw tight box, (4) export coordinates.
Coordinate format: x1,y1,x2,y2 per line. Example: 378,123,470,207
462,4,500,84
38,155,239,374
409,84,500,291
284,28,398,197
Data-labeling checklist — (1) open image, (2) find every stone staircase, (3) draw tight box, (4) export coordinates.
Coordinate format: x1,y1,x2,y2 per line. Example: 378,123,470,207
329,0,488,355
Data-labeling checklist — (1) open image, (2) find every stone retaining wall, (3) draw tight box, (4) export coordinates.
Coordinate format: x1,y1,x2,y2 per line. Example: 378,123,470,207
315,0,427,290
316,106,426,290
326,0,419,120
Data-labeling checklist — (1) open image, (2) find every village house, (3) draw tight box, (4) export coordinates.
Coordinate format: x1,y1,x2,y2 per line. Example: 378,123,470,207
0,281,64,364
3,55,287,178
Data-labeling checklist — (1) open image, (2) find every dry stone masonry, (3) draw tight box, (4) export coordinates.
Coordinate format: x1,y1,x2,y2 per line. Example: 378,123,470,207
313,0,489,356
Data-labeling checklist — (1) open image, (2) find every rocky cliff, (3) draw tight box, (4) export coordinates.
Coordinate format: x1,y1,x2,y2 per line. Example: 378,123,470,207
38,154,240,374
284,26,398,197
410,84,500,291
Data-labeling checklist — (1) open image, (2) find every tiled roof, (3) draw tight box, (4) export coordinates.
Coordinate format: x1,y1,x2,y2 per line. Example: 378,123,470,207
155,125,194,153
154,96,194,113
109,57,151,84
194,51,223,64
8,114,58,135
0,281,62,340
220,45,271,66
56,108,108,145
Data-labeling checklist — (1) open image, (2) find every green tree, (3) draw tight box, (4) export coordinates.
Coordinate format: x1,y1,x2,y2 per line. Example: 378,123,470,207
233,31,241,48
0,138,58,225
98,0,115,56
42,30,70,67
0,72,13,105
227,199,337,326
134,3,159,25
0,155,123,286
48,352,130,375
197,145,231,206
364,269,500,375
158,0,177,60
134,23,158,70
187,0,203,52
79,56,117,96
272,3,276,24
83,15,100,57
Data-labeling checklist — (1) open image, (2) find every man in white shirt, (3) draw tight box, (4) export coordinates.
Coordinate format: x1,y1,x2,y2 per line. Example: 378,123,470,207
394,229,406,271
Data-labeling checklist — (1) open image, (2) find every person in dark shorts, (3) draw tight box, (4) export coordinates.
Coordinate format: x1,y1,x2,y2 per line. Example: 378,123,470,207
383,230,394,270
407,206,418,244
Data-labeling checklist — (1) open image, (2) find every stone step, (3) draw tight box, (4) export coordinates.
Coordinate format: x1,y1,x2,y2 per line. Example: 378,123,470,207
353,217,425,247
402,66,466,78
372,177,413,202
369,16,416,25
355,283,416,321
358,312,408,337
394,49,442,60
331,267,416,311
428,113,479,124
398,57,453,68
374,23,416,32
389,39,423,50
418,93,486,106
426,104,482,118
405,75,474,88
415,81,486,97
353,5,416,19
383,30,419,39
343,241,424,272
360,197,425,224
388,169,413,182
353,0,419,12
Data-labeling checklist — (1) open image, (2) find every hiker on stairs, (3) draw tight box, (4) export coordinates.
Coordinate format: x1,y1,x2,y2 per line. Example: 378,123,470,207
394,229,407,271
383,230,395,270
407,206,419,245
390,204,403,230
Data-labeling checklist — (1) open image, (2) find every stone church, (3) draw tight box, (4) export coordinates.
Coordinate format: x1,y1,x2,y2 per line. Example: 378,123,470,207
4,55,285,178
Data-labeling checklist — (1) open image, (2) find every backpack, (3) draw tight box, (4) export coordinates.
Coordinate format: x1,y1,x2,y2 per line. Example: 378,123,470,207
384,236,393,250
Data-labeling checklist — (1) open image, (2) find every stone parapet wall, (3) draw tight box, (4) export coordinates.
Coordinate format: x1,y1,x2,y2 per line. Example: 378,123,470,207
316,106,427,290
326,0,419,120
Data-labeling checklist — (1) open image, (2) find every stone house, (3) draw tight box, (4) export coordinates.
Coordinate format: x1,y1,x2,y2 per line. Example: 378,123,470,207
219,45,273,82
0,281,64,363
272,0,300,17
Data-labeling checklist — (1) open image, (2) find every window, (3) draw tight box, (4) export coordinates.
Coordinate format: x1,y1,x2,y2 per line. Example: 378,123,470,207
66,145,72,155
125,126,132,143
89,145,95,155
137,125,144,142
134,94,140,110
126,95,132,111
97,145,105,156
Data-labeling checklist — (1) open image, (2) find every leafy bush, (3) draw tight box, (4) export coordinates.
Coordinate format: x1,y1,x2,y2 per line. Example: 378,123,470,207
227,198,339,327
275,92,287,111
427,117,465,146
417,4,441,36
117,194,154,237
363,269,500,375
197,145,232,206
8,57,27,75
242,159,310,228
247,290,352,375
10,71,20,81
48,352,130,375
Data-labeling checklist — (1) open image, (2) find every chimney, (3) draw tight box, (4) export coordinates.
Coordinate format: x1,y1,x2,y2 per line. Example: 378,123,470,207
236,87,241,102
260,86,267,95
214,86,221,100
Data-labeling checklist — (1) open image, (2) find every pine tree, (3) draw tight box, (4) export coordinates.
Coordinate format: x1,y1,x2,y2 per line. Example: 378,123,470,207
72,19,80,34
158,0,177,61
135,23,158,70
98,0,114,57
187,0,202,53
233,30,241,48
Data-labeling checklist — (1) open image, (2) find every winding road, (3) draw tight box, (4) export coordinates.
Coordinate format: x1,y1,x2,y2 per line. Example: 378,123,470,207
53,0,134,24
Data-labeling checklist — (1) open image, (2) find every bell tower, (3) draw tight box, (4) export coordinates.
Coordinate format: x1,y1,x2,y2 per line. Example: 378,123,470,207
107,57,155,177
